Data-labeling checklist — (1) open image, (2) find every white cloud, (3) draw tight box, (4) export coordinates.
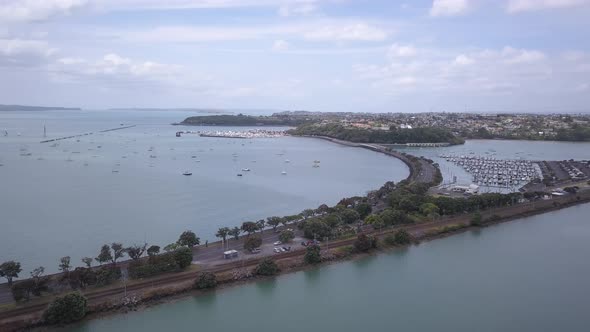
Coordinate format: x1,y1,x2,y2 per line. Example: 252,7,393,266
388,44,417,57
454,54,474,65
278,3,318,17
507,0,590,13
0,38,56,67
0,0,88,23
272,39,290,52
121,21,390,43
429,0,470,17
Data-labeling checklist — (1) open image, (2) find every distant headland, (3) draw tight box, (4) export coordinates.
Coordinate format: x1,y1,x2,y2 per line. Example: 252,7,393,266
0,104,81,112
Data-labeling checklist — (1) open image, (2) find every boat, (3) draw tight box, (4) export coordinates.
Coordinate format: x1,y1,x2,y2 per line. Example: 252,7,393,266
285,159,290,163
242,168,251,172
281,171,287,175
313,160,320,163
313,164,320,168
183,171,192,176
237,173,243,177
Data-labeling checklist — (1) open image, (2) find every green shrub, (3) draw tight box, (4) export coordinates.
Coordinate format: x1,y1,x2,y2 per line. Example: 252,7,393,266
173,247,193,269
244,237,263,251
96,266,121,286
392,229,412,245
278,230,295,243
354,234,377,252
304,245,322,264
255,259,280,276
43,292,88,325
470,212,483,226
194,272,217,290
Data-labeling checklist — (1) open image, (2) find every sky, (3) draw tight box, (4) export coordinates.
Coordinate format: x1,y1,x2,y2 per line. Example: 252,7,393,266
0,0,589,113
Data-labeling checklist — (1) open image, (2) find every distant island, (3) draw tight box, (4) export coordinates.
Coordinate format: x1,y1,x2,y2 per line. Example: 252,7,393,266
180,114,311,126
0,104,81,112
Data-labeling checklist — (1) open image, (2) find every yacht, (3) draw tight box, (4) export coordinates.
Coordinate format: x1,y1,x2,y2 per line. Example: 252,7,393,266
281,171,287,175
242,168,251,172
183,171,192,176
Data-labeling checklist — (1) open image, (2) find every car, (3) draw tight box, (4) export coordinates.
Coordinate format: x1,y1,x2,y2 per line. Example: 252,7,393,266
250,248,261,254
273,241,282,246
273,248,281,253
301,241,308,246
282,246,291,251
280,247,286,252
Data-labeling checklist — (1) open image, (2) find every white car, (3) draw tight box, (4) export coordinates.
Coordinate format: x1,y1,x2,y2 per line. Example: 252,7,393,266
273,247,281,253
273,241,282,246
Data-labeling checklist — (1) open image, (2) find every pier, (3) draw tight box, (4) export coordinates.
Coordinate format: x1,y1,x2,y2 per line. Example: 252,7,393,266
40,125,136,143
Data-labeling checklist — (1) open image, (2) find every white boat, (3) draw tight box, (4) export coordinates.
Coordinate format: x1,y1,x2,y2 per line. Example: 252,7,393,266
183,171,192,176
285,159,290,163
281,171,287,175
242,168,251,172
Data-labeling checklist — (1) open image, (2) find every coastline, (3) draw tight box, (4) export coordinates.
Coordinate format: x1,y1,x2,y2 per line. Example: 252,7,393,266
4,192,590,331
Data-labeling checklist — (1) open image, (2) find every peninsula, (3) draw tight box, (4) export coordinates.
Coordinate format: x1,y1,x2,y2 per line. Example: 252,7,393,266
0,104,81,112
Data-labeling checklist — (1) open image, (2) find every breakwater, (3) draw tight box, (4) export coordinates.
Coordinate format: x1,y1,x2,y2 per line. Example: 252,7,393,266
40,125,136,143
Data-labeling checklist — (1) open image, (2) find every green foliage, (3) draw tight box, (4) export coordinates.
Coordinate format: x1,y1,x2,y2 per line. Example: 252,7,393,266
147,245,161,257
255,258,280,276
244,236,263,251
95,266,122,286
241,221,258,235
81,257,93,268
128,253,178,279
354,234,378,252
0,260,22,286
126,243,147,260
11,273,50,302
339,208,360,224
301,218,331,239
304,245,322,264
355,202,372,219
194,272,217,290
288,123,463,144
266,217,283,231
59,256,71,273
216,227,230,241
95,244,112,265
229,227,242,240
178,230,200,247
43,292,88,325
68,267,97,289
392,229,412,246
111,243,125,263
470,212,483,226
278,229,295,243
173,247,193,269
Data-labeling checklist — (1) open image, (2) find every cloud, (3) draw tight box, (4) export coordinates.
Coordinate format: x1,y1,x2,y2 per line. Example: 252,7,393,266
0,0,88,23
388,44,417,57
120,21,390,43
429,0,470,17
506,0,590,13
453,54,474,65
272,39,290,51
51,53,182,86
278,3,318,17
0,38,56,67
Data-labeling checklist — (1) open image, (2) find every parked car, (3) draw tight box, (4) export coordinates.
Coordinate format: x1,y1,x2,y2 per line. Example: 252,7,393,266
282,246,291,251
273,247,281,253
273,241,282,246
250,248,261,254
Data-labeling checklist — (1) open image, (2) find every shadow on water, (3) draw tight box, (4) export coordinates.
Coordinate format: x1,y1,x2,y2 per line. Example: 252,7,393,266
193,290,217,308
470,228,482,237
255,277,277,295
304,266,321,285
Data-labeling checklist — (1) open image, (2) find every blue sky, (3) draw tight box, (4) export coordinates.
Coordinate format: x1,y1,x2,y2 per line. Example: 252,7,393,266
0,0,589,112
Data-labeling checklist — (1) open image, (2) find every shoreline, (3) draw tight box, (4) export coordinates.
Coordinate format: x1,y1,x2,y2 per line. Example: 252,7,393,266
5,192,590,331
44,195,590,331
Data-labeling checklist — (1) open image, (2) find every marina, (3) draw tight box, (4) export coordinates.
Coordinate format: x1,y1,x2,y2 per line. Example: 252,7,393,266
439,154,541,188
194,129,286,139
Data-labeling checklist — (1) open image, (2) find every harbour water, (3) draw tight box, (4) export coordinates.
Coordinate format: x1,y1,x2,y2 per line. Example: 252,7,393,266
68,203,590,332
0,110,408,274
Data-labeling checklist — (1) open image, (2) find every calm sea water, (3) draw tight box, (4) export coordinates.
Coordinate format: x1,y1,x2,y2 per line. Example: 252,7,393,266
68,203,590,332
0,110,408,274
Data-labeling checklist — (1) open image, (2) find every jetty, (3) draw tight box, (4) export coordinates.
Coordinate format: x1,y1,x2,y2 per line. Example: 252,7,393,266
40,125,136,143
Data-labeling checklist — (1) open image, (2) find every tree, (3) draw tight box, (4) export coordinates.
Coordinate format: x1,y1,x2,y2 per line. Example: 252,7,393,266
255,258,279,276
229,227,241,240
0,261,22,286
59,256,71,274
302,209,315,219
29,267,49,296
316,204,330,215
339,209,360,224
256,220,266,233
279,229,295,243
241,221,258,236
470,212,483,226
216,227,230,242
355,202,372,219
393,229,412,245
164,243,179,252
178,230,200,247
304,245,321,264
194,272,217,290
173,247,193,269
68,267,97,290
147,245,161,257
354,234,377,252
81,257,93,268
111,243,125,264
126,243,147,261
302,219,331,239
95,244,112,265
265,216,282,231
43,292,88,325
244,236,263,251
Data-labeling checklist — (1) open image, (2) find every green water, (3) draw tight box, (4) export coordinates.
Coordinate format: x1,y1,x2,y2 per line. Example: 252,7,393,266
69,203,590,332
